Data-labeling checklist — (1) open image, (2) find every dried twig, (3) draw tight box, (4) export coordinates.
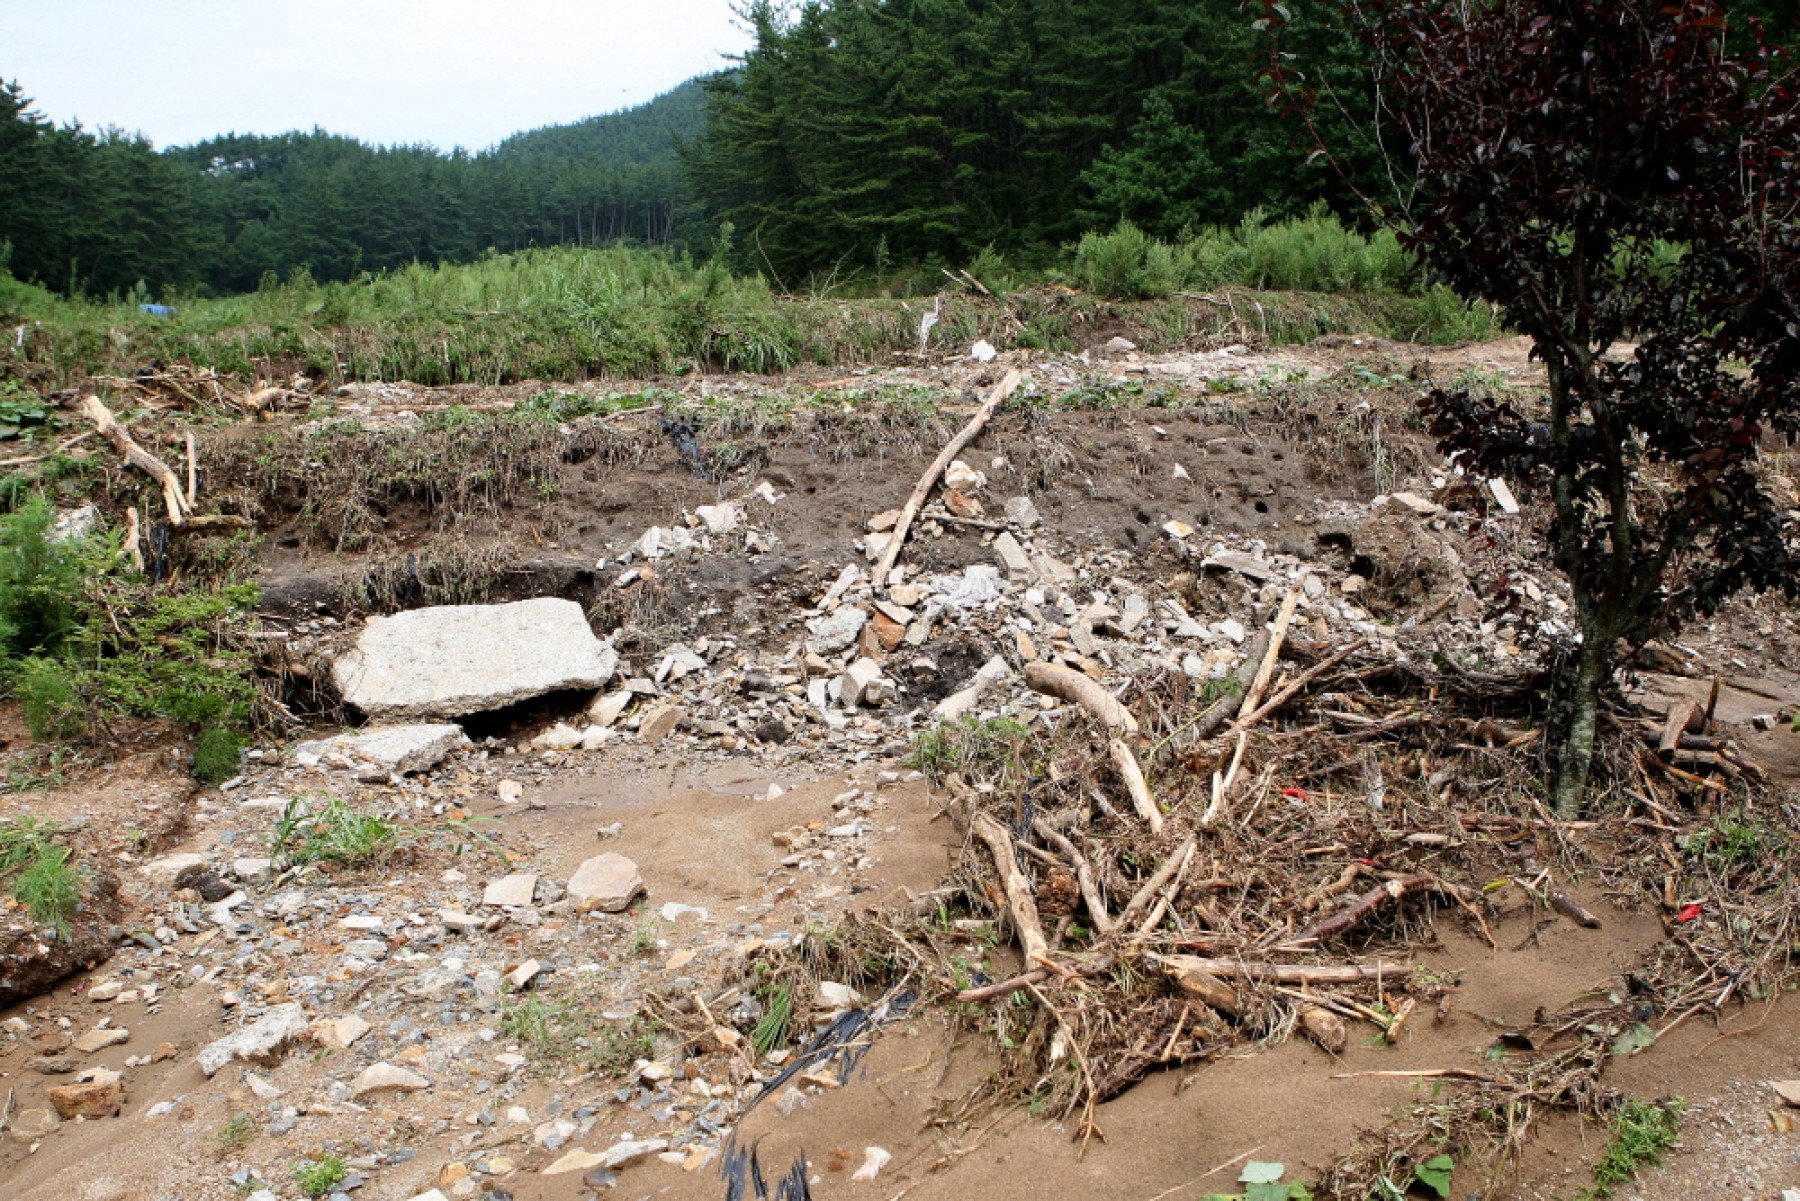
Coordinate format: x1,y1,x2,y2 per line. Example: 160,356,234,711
1024,662,1139,734
972,813,1050,967
873,368,1022,588
79,394,190,525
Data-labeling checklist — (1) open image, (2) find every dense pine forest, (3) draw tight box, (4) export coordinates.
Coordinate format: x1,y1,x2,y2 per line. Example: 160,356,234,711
2,0,1794,300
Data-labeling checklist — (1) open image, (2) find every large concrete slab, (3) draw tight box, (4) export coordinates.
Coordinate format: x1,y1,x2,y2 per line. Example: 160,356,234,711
332,598,617,720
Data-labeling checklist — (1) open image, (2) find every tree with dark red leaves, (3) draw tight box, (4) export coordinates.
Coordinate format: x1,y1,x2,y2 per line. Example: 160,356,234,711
1266,0,1800,814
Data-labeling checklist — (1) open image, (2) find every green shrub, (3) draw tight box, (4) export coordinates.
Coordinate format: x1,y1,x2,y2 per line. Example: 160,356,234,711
17,656,82,740
0,499,91,660
193,727,247,784
1072,221,1181,300
268,797,400,869
292,1155,347,1198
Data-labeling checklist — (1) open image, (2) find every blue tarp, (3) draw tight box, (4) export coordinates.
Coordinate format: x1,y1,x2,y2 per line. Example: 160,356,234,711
138,304,176,317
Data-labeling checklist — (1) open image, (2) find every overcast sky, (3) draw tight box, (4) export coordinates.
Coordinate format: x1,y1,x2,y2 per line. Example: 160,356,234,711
2,0,752,151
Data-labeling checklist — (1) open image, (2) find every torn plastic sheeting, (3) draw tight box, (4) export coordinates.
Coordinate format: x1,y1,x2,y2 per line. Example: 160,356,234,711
927,563,1004,609
719,986,916,1199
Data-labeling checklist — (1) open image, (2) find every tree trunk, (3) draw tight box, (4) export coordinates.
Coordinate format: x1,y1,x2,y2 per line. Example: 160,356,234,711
1553,631,1610,817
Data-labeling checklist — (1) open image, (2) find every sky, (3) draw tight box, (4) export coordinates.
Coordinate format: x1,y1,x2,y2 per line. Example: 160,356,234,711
1,0,753,151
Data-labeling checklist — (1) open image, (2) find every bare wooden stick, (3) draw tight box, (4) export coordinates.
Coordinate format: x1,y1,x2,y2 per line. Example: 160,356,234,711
1659,700,1699,754
1023,661,1138,734
873,368,1023,588
122,507,144,572
1119,835,1195,929
166,513,254,534
183,431,197,507
1237,584,1304,720
1229,639,1369,734
1521,856,1603,928
1157,954,1406,986
973,812,1051,967
79,394,190,525
1331,1068,1501,1083
1109,738,1162,834
1031,818,1115,934
956,967,1050,1002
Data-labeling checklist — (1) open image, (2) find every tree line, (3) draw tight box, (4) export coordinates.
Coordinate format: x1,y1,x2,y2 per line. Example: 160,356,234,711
0,78,702,298
1,2,1793,299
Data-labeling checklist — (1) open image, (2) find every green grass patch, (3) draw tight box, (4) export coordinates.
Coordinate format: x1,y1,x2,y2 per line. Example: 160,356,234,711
268,797,400,869
292,1155,347,1198
1574,1099,1684,1200
500,994,657,1075
750,984,794,1057
0,817,80,938
909,716,1030,787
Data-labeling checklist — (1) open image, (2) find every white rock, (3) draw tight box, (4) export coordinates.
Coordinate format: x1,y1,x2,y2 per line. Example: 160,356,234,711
840,658,891,708
138,853,207,890
970,339,998,363
600,1138,669,1169
351,1062,431,1097
543,1149,604,1175
530,723,584,751
73,1026,129,1053
1489,477,1521,514
853,1146,892,1181
244,1071,284,1099
331,598,618,720
1003,496,1042,529
197,1002,309,1077
586,689,634,727
567,854,644,914
991,532,1034,580
693,502,743,535
482,873,539,908
497,779,523,805
312,1015,371,1049
659,902,707,922
506,959,542,990
817,981,861,1011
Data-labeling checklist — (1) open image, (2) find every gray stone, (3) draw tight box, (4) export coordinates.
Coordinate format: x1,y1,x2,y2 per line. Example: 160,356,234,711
992,532,1034,581
197,1002,310,1077
637,703,685,745
599,1138,668,1169
8,1107,60,1142
331,598,617,720
806,607,867,655
568,853,645,914
72,1026,128,1054
293,724,469,774
139,852,207,891
1003,496,1043,529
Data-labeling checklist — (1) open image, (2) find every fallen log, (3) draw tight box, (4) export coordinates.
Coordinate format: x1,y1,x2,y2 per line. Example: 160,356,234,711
79,394,190,526
872,368,1023,589
1024,661,1138,734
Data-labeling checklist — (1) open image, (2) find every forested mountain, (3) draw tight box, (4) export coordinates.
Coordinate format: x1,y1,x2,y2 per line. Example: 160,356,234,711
2,2,1795,299
0,79,707,296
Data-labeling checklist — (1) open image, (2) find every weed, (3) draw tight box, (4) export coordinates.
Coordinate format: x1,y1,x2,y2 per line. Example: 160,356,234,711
1,745,72,793
268,797,401,869
0,817,80,937
1573,1099,1683,1200
628,918,665,956
750,984,794,1056
292,1155,348,1198
909,716,1030,787
215,1112,259,1153
1682,812,1774,868
588,1016,658,1075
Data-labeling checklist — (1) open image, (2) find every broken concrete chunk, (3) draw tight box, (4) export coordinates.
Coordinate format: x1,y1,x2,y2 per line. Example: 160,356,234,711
196,1002,309,1077
692,502,742,535
313,1015,372,1050
1202,551,1277,582
72,1026,128,1054
1004,496,1042,528
637,702,686,744
331,598,617,720
531,723,585,751
1488,477,1521,514
586,689,634,727
292,724,469,775
841,658,892,708
567,853,645,914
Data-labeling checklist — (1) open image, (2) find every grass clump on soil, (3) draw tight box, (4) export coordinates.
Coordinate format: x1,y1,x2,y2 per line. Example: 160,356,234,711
749,983,794,1057
214,1112,259,1153
0,497,264,774
292,1155,348,1198
908,716,1030,786
1573,1100,1684,1201
0,817,80,938
500,994,657,1075
267,797,400,870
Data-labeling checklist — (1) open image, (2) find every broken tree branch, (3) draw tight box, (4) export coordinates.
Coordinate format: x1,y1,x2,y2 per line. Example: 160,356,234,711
79,394,190,526
1237,584,1304,720
1290,874,1441,946
1031,818,1115,934
972,812,1051,967
873,368,1023,588
1024,661,1139,734
1156,954,1406,986
1109,738,1162,834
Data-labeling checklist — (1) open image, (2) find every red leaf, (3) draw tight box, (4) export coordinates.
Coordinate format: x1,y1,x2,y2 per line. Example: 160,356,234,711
1675,903,1703,923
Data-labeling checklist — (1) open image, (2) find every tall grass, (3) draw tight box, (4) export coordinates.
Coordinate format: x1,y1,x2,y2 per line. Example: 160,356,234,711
5,221,1500,387
1068,206,1496,343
